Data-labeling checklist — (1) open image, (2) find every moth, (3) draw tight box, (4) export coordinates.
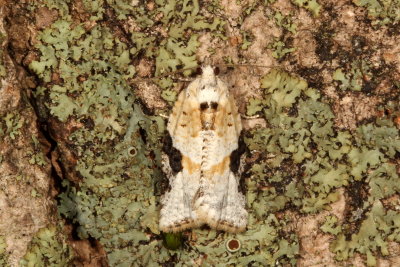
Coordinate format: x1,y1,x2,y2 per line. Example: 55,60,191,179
159,65,248,233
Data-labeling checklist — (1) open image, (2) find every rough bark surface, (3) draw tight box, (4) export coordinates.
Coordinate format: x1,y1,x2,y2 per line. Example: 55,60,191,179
0,0,399,266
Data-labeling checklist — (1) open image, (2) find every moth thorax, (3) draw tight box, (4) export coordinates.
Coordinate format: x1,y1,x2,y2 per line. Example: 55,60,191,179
200,113,216,130
200,100,218,130
197,86,220,103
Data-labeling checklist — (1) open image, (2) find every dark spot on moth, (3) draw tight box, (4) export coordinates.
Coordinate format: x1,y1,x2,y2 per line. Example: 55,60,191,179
230,132,246,174
213,66,220,75
200,102,209,111
163,132,182,174
210,101,218,110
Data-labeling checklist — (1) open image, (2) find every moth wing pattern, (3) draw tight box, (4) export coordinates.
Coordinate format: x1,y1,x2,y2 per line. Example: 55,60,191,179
193,89,247,233
159,66,248,233
159,88,202,233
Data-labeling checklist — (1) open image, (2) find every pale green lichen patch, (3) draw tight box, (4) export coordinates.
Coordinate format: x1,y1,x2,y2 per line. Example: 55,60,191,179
268,39,296,59
291,0,321,17
20,225,73,266
332,200,400,266
264,11,297,59
333,60,372,91
28,151,47,167
57,106,165,265
353,0,400,25
321,215,342,235
0,236,9,267
2,113,24,140
161,89,177,103
129,0,223,79
246,70,342,214
27,0,226,264
273,11,297,34
246,69,400,263
240,30,254,50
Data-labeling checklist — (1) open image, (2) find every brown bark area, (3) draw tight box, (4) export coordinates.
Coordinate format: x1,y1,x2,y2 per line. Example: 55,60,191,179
0,3,55,265
0,2,106,266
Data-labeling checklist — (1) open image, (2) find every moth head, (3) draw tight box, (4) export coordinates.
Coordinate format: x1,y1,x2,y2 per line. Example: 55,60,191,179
195,65,228,105
200,65,217,88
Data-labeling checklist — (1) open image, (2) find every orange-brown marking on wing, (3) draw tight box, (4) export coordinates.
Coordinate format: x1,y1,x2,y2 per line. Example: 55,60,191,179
214,100,229,137
206,156,230,176
186,102,201,138
169,91,202,139
182,155,201,175
168,92,187,134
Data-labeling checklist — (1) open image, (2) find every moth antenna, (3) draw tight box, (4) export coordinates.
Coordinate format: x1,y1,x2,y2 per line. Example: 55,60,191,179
128,65,200,85
129,62,281,86
214,63,279,70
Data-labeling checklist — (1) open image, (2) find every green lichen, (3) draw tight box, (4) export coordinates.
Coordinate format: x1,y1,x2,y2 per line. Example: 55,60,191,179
0,236,9,267
3,113,24,140
353,0,400,25
27,136,48,166
357,120,400,158
240,30,253,50
321,215,342,235
28,151,47,167
246,69,400,263
28,0,226,264
268,39,296,59
332,200,400,266
246,97,266,116
161,89,177,103
273,11,297,34
333,60,371,91
57,106,166,265
153,0,223,76
291,0,321,17
20,225,73,266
